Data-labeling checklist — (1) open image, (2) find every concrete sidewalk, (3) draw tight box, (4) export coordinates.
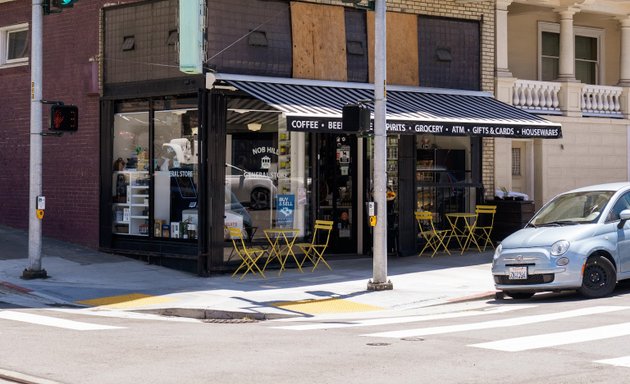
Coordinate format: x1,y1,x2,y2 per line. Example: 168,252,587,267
0,225,497,319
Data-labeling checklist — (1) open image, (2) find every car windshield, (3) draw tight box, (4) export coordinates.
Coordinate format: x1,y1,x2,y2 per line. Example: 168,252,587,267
529,190,614,227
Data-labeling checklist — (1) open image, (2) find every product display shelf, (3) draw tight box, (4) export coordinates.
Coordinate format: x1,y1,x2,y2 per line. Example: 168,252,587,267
112,170,150,236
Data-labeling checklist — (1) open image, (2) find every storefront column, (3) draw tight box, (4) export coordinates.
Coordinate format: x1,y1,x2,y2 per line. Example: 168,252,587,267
496,0,513,78
396,136,417,256
557,8,578,81
618,16,630,86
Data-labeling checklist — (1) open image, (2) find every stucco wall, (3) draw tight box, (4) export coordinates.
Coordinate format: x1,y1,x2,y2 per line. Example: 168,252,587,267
536,118,629,207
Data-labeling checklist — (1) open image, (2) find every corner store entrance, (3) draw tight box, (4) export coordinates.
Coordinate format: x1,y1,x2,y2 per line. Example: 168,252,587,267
314,134,359,254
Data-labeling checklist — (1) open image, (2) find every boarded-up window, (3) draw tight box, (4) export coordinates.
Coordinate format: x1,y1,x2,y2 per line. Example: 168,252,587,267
418,16,480,90
207,0,292,77
345,8,368,83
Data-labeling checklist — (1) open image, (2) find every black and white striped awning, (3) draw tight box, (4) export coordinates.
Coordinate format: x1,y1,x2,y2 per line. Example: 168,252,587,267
211,74,562,139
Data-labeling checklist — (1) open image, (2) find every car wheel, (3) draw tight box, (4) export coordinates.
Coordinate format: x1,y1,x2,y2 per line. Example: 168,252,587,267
504,291,535,300
250,188,270,210
578,256,616,299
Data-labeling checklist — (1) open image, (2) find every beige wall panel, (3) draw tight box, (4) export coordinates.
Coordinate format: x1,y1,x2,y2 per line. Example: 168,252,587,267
291,2,347,81
367,12,419,86
537,119,628,207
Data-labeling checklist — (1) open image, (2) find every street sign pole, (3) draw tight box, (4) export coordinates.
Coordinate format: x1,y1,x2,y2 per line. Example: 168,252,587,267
367,0,392,291
23,0,47,279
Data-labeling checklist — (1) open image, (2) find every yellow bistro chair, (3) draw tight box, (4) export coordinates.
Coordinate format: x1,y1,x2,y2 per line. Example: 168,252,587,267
296,220,334,271
415,211,451,257
228,227,267,279
464,205,497,252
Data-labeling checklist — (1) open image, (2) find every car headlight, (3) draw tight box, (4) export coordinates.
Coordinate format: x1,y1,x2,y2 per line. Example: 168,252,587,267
551,240,570,256
493,243,502,259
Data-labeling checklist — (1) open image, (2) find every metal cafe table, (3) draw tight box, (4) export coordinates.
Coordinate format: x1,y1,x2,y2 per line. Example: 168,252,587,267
444,212,477,254
262,228,301,274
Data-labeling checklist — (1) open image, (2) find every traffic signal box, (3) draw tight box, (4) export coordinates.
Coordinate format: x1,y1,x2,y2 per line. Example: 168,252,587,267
50,105,79,132
43,0,78,15
342,103,371,133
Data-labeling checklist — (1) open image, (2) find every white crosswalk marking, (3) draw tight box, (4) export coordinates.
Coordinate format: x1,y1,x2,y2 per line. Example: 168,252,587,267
361,306,628,339
471,322,630,352
272,305,535,331
0,310,123,330
595,356,630,368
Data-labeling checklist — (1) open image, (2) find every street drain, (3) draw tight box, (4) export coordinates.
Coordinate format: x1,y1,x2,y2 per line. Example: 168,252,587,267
366,342,391,347
203,318,259,324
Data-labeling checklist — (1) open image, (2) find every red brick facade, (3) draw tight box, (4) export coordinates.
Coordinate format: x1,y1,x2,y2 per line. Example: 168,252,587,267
0,0,114,247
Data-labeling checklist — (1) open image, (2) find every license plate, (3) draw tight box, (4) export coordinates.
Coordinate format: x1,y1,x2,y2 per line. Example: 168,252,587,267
508,266,528,280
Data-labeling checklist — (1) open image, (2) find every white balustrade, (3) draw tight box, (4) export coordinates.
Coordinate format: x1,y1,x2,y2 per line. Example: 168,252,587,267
512,80,560,113
581,84,623,117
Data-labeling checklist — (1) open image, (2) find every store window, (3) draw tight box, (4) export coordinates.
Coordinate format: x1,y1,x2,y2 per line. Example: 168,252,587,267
111,98,199,241
415,135,473,227
539,22,603,84
1,23,29,67
224,97,311,248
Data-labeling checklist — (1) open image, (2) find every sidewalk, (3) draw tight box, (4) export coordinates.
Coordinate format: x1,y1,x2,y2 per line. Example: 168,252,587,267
0,225,497,319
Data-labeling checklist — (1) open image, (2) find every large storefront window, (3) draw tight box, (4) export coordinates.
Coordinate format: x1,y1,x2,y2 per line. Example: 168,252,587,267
224,97,311,249
111,98,199,241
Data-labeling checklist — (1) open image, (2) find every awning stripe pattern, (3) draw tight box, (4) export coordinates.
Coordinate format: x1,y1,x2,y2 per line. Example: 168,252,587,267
213,74,562,139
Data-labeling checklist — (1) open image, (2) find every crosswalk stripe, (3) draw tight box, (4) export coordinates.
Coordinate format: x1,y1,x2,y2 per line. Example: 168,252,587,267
470,322,630,352
0,311,123,330
272,305,535,331
595,356,630,368
361,306,628,339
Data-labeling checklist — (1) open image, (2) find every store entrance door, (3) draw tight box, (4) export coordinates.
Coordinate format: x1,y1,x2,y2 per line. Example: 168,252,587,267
316,134,357,254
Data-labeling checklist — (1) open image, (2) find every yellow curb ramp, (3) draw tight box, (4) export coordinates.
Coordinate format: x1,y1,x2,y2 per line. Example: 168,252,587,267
272,297,383,315
76,293,176,309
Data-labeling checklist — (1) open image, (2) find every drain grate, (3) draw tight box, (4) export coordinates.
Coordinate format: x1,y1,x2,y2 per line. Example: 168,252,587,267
203,318,259,324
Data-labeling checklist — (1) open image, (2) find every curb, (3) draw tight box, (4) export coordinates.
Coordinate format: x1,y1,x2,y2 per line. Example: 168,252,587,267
0,368,63,384
139,308,295,321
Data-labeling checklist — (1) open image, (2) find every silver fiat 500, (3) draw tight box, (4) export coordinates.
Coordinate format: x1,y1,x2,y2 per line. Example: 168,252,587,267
492,182,630,299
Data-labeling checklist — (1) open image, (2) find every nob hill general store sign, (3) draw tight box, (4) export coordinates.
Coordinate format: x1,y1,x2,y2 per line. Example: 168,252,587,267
286,117,562,139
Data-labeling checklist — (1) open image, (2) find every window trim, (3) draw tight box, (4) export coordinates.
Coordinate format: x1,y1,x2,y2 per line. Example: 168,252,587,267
0,23,29,68
537,21,605,84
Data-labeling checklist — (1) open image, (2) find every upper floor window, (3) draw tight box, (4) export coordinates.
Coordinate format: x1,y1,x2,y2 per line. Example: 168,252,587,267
538,22,603,84
1,23,29,67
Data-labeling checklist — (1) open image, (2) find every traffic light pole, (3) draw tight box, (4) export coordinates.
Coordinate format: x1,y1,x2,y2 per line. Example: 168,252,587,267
367,0,392,291
23,0,47,279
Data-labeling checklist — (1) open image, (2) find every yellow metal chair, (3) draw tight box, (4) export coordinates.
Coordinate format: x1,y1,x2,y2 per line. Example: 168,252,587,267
415,211,451,257
228,227,267,279
464,205,497,252
296,220,334,271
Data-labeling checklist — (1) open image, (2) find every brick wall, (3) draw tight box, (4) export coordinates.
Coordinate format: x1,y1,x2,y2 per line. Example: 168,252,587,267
0,0,138,247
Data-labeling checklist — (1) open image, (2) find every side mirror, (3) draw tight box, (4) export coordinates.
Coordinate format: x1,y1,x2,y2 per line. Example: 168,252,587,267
617,209,630,229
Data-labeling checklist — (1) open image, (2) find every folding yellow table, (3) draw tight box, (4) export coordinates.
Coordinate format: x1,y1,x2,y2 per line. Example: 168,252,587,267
263,228,300,274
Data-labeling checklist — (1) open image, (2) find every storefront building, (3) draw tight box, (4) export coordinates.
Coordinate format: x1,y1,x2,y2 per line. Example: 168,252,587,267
96,0,563,275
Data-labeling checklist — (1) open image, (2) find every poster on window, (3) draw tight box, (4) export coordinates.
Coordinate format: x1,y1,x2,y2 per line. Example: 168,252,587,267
276,194,295,228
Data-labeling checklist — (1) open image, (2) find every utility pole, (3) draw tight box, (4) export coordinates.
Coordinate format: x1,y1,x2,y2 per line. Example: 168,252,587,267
23,0,47,279
367,0,392,291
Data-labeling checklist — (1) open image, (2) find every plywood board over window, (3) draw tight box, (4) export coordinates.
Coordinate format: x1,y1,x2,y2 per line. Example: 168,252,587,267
291,2,347,81
368,12,419,86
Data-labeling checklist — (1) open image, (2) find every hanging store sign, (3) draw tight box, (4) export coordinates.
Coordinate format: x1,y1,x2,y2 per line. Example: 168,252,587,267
285,116,562,139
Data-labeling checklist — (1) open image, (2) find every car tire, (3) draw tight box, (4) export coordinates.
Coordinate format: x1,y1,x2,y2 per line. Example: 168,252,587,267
250,188,270,210
504,291,535,300
578,256,616,299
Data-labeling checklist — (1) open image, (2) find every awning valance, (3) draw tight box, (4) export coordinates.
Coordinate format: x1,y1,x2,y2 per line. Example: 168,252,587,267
210,74,562,139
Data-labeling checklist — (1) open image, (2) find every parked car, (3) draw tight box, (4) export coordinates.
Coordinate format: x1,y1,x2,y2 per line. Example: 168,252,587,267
492,182,630,299
225,163,276,210
224,187,254,241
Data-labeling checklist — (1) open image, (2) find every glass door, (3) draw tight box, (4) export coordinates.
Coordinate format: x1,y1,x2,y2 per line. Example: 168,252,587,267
316,134,357,254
